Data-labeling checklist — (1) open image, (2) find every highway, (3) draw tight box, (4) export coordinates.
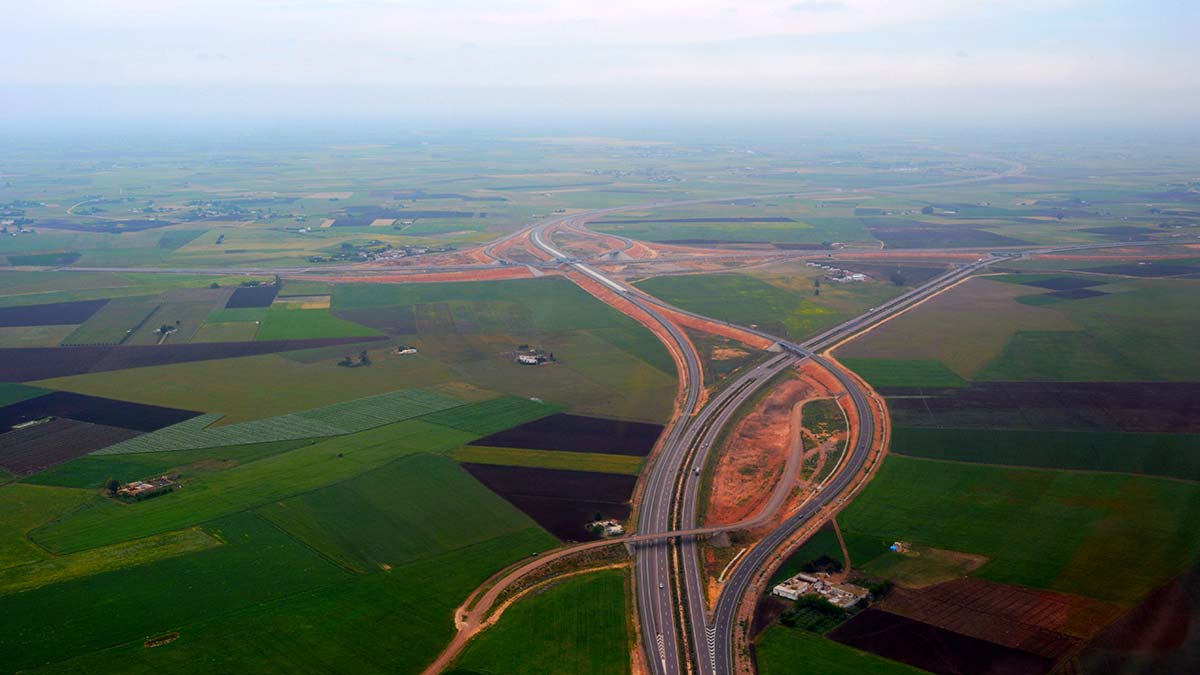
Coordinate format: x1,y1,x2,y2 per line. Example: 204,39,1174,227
515,194,1029,675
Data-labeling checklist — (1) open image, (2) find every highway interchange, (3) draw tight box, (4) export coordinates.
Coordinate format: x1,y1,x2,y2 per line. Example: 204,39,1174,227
520,205,1000,675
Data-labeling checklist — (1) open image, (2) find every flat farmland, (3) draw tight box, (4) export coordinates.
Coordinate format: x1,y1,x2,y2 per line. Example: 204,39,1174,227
838,455,1200,603
258,454,543,572
756,625,924,675
0,299,108,327
24,438,316,490
462,463,636,541
0,419,140,475
839,358,967,389
836,277,1075,378
453,569,631,675
890,427,1200,481
60,296,160,346
30,420,476,553
28,528,553,675
0,512,351,674
191,320,259,342
420,396,561,436
449,446,643,475
470,412,662,456
828,609,1054,675
0,324,78,347
255,306,380,341
635,268,902,342
882,381,1200,432
124,300,216,345
0,483,98,570
37,346,458,424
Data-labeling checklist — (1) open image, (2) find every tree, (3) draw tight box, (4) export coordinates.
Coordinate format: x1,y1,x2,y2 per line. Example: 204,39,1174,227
359,350,370,365
209,282,220,289
889,269,907,286
105,477,120,495
921,205,935,215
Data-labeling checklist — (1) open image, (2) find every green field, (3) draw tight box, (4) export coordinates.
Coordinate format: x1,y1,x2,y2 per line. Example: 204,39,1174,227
756,625,924,675
770,522,891,586
93,387,465,454
838,358,967,389
635,268,902,342
421,396,561,435
30,420,476,553
60,296,160,345
0,382,49,407
28,528,553,675
38,349,463,424
23,439,316,490
453,569,631,675
191,320,259,341
0,484,98,570
259,454,541,572
891,427,1200,481
838,455,1200,602
840,276,1200,382
1,512,351,673
449,446,644,475
255,306,380,341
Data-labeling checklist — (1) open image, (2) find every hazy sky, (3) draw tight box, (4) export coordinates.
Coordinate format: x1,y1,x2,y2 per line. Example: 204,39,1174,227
5,0,1198,128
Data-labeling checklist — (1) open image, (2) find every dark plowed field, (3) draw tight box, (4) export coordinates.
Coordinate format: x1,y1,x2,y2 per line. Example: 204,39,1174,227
1023,277,1106,290
1048,288,1108,300
224,285,280,308
881,578,1121,660
0,419,140,475
1080,226,1157,239
1080,558,1200,673
0,299,109,327
881,381,1200,432
461,463,636,541
829,609,1055,675
0,391,200,432
826,261,947,285
469,413,662,456
0,336,385,381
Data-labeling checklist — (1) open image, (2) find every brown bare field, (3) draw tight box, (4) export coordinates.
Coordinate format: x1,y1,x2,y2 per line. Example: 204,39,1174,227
706,378,814,528
319,267,535,284
881,577,1124,660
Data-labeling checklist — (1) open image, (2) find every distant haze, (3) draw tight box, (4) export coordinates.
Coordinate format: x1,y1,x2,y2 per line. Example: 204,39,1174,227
5,1,1198,129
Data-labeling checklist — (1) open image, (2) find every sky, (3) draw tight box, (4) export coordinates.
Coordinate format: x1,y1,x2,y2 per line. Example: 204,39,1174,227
4,0,1198,129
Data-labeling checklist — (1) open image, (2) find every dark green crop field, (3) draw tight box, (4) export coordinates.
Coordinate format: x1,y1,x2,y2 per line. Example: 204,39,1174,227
891,427,1200,481
453,569,631,675
839,455,1200,602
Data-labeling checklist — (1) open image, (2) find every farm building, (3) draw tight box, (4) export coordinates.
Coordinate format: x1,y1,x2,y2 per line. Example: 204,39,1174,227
772,571,870,608
116,476,176,499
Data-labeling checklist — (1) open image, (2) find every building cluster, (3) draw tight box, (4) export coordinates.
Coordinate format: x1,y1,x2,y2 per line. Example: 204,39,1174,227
771,571,870,608
586,519,626,537
805,261,869,282
117,476,176,500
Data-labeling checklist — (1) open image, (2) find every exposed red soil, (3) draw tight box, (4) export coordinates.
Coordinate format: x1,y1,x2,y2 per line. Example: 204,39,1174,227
881,577,1124,660
490,231,557,263
320,267,535,284
705,376,817,528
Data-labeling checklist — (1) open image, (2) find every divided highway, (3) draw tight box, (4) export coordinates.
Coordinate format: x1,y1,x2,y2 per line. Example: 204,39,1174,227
522,210,998,675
